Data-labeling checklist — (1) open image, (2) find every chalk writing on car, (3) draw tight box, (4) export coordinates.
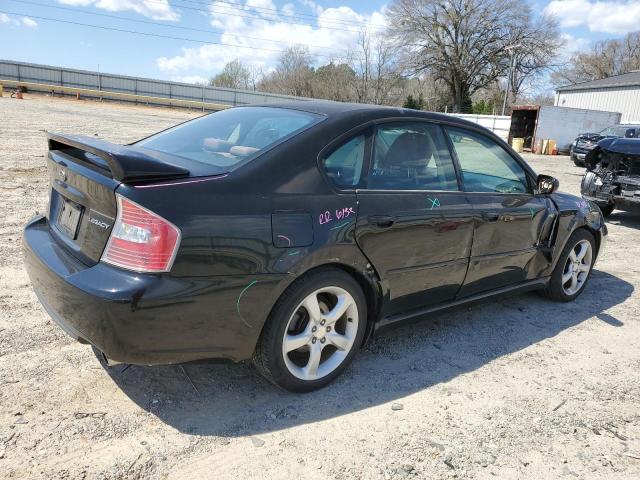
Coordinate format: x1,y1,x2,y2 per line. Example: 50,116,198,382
276,234,292,246
319,207,356,225
236,280,258,327
427,197,441,209
576,200,589,210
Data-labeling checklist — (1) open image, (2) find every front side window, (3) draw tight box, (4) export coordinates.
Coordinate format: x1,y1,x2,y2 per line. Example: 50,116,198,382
136,107,321,169
368,123,458,191
323,135,365,188
446,127,529,193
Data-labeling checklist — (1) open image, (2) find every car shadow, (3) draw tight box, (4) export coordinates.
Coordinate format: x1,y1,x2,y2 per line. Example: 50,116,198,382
607,210,640,228
102,269,633,438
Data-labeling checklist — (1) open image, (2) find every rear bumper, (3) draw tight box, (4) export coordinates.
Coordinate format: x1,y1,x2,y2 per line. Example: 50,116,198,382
23,215,284,364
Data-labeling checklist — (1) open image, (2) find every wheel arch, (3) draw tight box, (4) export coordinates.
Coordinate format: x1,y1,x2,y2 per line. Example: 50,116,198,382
582,224,603,258
263,261,383,349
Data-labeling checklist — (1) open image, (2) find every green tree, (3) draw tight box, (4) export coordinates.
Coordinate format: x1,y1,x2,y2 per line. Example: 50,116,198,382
403,92,425,110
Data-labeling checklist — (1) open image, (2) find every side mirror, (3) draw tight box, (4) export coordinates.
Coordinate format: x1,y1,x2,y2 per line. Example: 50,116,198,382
536,174,559,195
625,128,636,138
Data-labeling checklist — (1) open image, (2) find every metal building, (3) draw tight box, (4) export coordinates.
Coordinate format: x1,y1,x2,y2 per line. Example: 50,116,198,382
555,71,640,123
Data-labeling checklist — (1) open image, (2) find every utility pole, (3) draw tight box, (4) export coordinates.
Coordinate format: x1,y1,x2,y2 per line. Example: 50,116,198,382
501,44,520,116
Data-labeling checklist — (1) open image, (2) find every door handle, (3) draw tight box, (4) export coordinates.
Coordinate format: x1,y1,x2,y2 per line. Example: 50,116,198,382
482,212,500,222
370,215,396,228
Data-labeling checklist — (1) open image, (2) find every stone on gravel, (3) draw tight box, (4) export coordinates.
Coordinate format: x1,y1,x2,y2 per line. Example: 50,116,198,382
251,437,265,448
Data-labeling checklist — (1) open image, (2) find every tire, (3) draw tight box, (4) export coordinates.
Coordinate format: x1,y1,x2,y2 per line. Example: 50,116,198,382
544,229,596,302
599,204,614,217
253,268,367,392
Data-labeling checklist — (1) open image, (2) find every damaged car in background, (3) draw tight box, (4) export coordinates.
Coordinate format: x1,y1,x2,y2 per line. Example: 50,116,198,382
582,137,640,216
571,124,639,166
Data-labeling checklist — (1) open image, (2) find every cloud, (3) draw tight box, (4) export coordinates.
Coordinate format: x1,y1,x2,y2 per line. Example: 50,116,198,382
157,2,387,73
0,13,39,28
21,17,38,28
545,0,640,34
57,0,179,21
559,33,591,59
173,75,209,85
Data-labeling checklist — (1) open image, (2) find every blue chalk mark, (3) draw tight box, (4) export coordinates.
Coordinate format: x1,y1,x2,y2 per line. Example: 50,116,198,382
529,208,535,219
330,220,352,230
288,250,301,256
427,197,441,209
236,280,258,327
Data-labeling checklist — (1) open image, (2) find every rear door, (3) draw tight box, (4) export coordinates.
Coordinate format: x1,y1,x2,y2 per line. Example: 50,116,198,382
354,122,474,317
444,126,552,297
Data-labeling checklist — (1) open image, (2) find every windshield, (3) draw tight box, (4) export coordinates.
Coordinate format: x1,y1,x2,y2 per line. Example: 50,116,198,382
136,106,322,169
599,125,638,137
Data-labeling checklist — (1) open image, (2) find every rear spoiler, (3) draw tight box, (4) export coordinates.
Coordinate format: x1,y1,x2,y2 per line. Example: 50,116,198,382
47,132,190,183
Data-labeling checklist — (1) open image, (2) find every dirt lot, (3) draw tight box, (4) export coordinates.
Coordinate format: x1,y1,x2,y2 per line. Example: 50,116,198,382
1,95,640,480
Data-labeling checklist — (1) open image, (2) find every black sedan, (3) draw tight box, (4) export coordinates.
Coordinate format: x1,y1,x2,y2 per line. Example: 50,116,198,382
23,101,607,392
571,124,640,166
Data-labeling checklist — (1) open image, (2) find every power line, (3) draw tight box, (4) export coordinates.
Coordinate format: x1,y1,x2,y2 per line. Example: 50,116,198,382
7,0,351,52
59,0,382,34
0,10,353,60
195,2,384,33
174,0,387,30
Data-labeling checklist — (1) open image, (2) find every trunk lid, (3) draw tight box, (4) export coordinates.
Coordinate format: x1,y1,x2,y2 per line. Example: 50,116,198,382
45,133,226,266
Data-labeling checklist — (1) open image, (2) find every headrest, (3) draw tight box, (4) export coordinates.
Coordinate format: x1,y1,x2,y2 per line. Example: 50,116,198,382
384,132,433,168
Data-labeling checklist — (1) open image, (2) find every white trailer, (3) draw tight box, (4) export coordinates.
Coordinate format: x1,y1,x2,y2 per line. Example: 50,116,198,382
508,105,621,154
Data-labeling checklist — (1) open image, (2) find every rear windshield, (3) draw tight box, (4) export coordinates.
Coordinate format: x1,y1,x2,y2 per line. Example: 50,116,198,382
136,106,322,169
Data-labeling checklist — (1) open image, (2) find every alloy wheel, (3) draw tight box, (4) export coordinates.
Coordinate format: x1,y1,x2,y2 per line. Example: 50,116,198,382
561,239,593,296
282,286,359,381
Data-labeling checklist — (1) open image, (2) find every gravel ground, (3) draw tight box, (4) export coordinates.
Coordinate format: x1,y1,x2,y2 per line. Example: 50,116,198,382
1,94,640,480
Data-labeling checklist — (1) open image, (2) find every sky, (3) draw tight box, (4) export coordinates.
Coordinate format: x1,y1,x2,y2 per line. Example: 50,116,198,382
1,0,639,85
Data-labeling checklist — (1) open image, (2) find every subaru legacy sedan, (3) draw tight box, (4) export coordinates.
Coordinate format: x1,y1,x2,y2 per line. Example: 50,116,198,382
23,101,607,392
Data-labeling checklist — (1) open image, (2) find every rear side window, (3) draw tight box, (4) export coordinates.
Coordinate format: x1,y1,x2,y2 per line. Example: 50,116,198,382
446,127,529,193
323,135,365,188
368,123,458,191
136,107,321,170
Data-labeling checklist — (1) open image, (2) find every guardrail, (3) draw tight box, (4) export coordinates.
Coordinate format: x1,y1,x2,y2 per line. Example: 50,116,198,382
0,79,231,111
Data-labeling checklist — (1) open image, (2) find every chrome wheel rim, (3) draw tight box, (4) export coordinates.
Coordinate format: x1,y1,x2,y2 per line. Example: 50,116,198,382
282,286,359,381
562,239,593,295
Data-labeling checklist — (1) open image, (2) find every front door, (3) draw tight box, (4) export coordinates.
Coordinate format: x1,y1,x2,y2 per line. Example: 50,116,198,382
355,122,474,317
444,126,553,297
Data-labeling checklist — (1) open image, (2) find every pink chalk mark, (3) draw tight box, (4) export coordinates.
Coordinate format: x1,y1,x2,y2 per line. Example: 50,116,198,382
277,234,292,246
134,174,229,189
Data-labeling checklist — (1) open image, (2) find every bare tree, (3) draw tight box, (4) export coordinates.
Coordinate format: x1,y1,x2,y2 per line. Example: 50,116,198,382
507,14,564,102
350,31,403,105
210,59,252,90
553,31,640,86
387,0,548,112
259,46,316,97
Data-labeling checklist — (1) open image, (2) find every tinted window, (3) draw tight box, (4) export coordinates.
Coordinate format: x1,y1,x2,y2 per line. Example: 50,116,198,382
446,127,529,193
323,135,365,188
368,123,458,191
136,107,321,169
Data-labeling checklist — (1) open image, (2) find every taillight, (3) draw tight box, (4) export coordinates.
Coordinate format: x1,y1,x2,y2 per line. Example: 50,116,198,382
102,195,181,273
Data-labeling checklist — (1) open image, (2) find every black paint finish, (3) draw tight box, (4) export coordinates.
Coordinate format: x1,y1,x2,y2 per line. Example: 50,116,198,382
23,101,608,365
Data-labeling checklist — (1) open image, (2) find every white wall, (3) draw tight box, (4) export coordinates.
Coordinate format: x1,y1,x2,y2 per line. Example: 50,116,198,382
555,86,640,124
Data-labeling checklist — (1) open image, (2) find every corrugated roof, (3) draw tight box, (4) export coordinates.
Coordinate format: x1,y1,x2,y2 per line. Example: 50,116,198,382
556,70,640,92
